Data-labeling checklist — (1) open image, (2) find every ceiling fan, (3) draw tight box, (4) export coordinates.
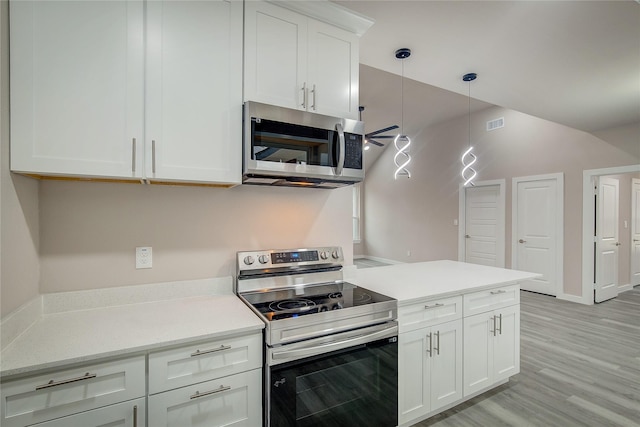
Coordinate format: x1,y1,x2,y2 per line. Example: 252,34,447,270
359,106,399,149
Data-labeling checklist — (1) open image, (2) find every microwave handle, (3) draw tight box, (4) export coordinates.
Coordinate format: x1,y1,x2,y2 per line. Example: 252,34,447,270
335,123,345,175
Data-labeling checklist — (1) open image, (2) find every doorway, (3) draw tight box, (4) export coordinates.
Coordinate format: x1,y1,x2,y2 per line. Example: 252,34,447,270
581,164,640,305
458,180,505,267
512,173,564,297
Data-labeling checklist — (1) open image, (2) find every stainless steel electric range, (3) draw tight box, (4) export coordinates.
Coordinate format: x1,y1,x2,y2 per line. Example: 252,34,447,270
236,246,398,427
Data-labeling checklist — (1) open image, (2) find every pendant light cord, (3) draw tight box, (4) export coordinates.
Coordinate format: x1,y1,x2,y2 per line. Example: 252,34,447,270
401,60,405,135
468,79,472,148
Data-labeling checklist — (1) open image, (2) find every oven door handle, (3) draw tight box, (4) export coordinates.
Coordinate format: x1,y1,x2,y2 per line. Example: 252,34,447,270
271,323,397,362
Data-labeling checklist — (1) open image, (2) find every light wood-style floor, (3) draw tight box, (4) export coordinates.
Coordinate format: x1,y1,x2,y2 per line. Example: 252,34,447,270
414,288,640,427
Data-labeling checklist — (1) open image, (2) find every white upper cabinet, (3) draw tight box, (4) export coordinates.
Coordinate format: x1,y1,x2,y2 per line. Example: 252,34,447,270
244,1,368,120
10,0,145,179
10,0,242,185
145,0,242,185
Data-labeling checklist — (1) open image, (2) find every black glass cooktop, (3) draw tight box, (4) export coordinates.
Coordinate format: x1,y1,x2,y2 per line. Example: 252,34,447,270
241,282,394,321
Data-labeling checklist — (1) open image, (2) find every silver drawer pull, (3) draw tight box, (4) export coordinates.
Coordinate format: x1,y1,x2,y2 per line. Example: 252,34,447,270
490,290,507,295
190,385,231,400
424,303,444,310
191,345,231,357
36,372,97,390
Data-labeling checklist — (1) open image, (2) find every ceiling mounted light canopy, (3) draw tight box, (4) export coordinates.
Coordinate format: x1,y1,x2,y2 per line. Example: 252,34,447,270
461,72,478,187
394,48,412,179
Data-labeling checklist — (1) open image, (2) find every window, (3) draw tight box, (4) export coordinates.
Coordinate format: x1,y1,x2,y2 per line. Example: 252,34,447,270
353,183,361,242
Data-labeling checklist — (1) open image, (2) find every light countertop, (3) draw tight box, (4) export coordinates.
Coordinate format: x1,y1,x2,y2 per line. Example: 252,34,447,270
1,281,264,379
352,260,540,305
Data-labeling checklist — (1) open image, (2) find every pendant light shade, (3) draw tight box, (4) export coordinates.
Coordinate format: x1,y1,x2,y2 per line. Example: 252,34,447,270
394,48,411,179
461,73,478,187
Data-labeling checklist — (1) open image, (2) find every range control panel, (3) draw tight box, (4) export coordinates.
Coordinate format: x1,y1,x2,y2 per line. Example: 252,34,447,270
237,246,343,272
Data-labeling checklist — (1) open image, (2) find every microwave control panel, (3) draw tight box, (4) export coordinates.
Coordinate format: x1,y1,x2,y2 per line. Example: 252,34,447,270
344,133,363,170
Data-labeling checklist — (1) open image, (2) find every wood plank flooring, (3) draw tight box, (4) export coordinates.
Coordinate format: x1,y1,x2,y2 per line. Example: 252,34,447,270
413,288,640,427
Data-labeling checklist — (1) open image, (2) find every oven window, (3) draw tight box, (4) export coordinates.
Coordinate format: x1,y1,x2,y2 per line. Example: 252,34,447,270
252,118,336,167
269,337,398,427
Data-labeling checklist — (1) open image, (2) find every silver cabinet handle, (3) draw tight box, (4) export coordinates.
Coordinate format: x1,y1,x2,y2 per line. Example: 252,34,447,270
490,290,506,295
311,84,316,110
36,372,97,390
490,315,497,337
497,313,503,335
424,303,444,310
152,140,156,174
190,385,231,400
426,332,433,357
518,239,526,243
301,82,307,108
335,123,345,176
434,330,440,355
132,138,136,173
133,405,138,427
634,239,639,242
191,345,231,357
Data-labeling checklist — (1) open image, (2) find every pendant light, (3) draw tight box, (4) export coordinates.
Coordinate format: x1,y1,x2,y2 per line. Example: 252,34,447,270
461,72,478,187
394,48,411,179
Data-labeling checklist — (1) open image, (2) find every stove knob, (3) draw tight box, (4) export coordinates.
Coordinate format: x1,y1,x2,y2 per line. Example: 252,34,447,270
258,255,269,264
320,251,329,260
243,256,255,265
331,250,340,259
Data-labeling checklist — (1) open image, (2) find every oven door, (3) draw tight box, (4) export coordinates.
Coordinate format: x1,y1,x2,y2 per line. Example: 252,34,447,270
267,323,398,427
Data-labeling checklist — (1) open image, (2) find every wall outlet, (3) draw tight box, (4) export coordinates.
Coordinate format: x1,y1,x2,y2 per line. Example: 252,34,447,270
407,250,411,257
136,247,152,269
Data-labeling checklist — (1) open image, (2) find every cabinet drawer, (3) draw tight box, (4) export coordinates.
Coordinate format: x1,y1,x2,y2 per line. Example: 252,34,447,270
148,368,262,427
463,285,520,317
1,355,145,427
399,296,462,332
33,397,145,427
148,333,262,394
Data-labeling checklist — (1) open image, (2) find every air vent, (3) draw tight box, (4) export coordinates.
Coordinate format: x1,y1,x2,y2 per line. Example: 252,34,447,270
486,117,504,131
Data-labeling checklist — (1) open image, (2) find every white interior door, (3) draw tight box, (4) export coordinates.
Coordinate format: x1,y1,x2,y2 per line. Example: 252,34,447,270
513,175,562,296
595,177,620,302
464,185,501,267
632,178,640,286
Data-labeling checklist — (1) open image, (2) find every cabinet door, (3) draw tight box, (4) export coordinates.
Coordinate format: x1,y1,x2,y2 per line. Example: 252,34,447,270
148,369,262,427
398,328,430,424
146,0,242,185
493,305,520,382
33,398,145,427
307,19,359,119
244,1,307,110
10,0,144,179
430,319,463,411
463,312,494,397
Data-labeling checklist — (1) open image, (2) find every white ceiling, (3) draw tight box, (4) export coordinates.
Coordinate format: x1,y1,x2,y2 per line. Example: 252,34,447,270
336,0,640,135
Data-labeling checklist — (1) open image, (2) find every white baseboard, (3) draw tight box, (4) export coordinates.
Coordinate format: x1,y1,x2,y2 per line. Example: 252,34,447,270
556,292,591,305
359,255,405,265
618,283,632,293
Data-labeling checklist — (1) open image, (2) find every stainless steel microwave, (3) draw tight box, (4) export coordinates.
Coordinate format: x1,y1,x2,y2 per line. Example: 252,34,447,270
243,101,365,188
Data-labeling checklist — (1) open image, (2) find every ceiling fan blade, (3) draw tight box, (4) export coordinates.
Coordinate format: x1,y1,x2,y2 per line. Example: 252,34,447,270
367,139,385,147
366,125,399,137
370,135,395,139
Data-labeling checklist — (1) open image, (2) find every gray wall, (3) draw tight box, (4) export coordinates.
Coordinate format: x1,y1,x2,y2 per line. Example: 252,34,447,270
361,105,639,298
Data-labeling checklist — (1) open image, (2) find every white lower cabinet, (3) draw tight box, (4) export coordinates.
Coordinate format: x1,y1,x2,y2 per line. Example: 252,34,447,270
33,397,146,427
398,319,462,425
463,304,520,396
148,369,262,427
0,356,146,427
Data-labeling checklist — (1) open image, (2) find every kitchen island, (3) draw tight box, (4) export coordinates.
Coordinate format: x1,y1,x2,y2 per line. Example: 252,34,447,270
352,260,539,427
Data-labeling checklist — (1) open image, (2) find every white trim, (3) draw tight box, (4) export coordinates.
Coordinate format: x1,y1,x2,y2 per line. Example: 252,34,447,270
458,179,506,267
618,283,632,293
631,178,640,287
556,293,584,304
582,164,640,306
359,255,405,265
512,173,564,298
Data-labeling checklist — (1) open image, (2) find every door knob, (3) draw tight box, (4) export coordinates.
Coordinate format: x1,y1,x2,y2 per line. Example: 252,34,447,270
465,235,471,239
615,242,621,246
518,239,526,244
